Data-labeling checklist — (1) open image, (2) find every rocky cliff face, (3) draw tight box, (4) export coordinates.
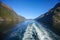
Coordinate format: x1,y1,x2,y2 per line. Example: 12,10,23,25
35,3,60,35
0,2,25,22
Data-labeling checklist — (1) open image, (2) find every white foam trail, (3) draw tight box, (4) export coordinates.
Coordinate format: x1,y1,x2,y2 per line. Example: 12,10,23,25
23,22,60,40
22,24,35,40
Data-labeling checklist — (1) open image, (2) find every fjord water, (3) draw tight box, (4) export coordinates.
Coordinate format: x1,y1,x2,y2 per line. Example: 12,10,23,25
0,20,60,40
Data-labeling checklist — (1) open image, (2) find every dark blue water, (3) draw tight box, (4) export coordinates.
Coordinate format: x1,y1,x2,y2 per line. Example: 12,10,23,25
5,20,60,40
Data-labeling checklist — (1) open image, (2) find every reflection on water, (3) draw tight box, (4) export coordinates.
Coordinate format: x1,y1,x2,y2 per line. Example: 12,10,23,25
0,21,19,40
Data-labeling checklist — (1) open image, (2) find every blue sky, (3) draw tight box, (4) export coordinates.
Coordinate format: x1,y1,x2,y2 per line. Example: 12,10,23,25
2,0,60,19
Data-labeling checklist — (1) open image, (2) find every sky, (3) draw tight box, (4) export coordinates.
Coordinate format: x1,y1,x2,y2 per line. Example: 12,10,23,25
1,0,60,19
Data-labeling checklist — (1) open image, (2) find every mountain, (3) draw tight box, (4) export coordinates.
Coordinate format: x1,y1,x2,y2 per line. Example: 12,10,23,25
35,2,60,35
0,2,25,22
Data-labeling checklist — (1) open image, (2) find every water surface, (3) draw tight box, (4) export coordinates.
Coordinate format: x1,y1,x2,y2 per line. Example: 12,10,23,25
0,20,60,40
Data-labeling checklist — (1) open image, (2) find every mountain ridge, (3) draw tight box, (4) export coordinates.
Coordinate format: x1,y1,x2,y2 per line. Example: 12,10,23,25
35,2,60,35
0,2,25,22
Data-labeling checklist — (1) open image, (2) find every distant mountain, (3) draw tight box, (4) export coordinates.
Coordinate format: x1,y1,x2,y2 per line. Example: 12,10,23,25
35,2,60,35
0,2,25,22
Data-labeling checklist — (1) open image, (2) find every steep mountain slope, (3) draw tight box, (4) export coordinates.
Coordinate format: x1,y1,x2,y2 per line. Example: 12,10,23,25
35,3,60,35
0,2,25,22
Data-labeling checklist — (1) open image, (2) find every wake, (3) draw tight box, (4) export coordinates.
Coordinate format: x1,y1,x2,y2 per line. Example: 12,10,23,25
23,23,60,40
